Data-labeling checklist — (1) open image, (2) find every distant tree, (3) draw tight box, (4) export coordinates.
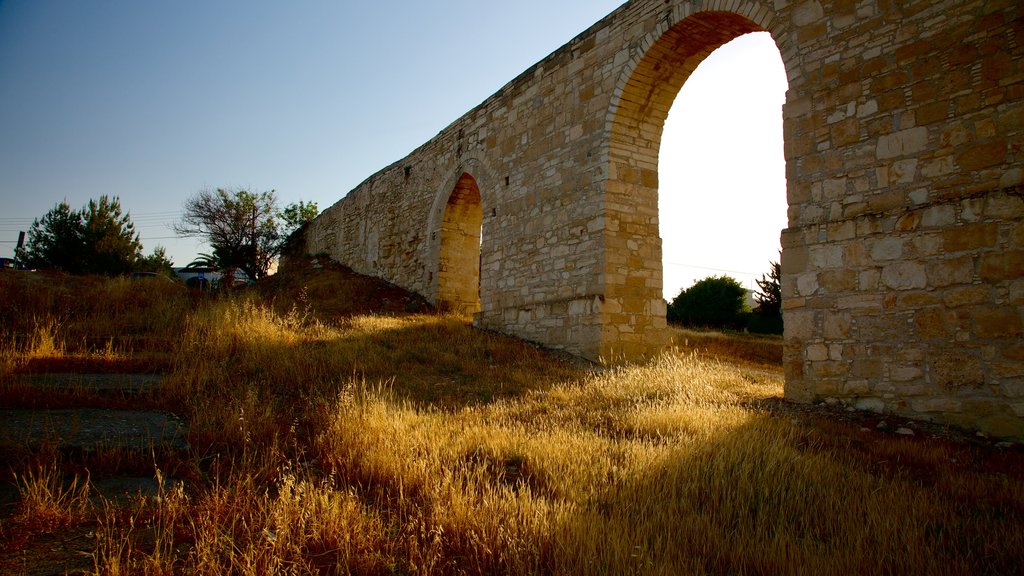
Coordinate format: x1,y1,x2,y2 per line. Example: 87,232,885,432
754,260,781,316
80,196,143,276
16,200,86,273
175,188,281,281
280,200,319,237
278,200,319,258
16,196,142,275
750,260,783,334
136,245,176,277
667,275,747,330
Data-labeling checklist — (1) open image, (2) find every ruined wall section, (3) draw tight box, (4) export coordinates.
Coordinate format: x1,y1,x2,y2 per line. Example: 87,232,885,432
778,0,1024,436
306,6,637,358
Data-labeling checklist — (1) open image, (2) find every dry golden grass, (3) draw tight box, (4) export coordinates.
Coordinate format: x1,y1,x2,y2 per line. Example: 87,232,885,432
1,264,1022,575
668,325,783,369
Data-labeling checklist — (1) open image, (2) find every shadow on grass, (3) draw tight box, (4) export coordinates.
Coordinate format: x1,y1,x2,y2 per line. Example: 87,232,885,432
551,410,1024,576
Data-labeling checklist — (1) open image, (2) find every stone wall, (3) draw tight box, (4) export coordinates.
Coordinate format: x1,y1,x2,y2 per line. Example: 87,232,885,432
306,0,1023,438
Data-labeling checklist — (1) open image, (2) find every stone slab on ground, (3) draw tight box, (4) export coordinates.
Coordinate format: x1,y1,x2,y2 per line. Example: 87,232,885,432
13,373,164,394
0,408,189,451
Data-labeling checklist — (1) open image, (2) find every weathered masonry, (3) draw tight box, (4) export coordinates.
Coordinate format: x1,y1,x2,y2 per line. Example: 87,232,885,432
306,0,1023,437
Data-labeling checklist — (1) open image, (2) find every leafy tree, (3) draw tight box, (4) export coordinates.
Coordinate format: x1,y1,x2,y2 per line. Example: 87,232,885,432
175,188,281,281
280,200,319,237
667,275,748,330
16,196,142,275
278,200,319,258
136,246,176,277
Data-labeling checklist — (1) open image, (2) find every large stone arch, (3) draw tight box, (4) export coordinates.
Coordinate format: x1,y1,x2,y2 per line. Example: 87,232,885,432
599,8,783,359
306,0,1024,437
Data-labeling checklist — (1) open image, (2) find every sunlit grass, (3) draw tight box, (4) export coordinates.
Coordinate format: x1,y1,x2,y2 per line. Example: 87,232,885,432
0,263,1021,575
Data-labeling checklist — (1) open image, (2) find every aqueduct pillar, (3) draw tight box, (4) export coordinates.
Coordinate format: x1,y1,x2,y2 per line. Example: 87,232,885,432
306,0,1024,437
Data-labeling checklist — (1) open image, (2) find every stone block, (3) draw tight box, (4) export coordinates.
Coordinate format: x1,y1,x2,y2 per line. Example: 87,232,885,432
972,307,1024,339
944,285,991,308
1011,280,1024,305
944,223,999,253
806,344,829,362
876,126,929,159
910,398,963,413
928,352,984,389
920,205,956,228
858,269,881,290
892,365,925,382
820,269,858,292
851,358,884,380
855,398,886,413
926,255,974,287
812,361,848,379
957,140,1007,171
809,244,844,269
980,252,1024,282
1001,379,1024,399
797,272,819,296
899,291,942,308
823,312,852,339
1011,222,1024,249
915,308,957,339
870,237,904,261
785,309,817,342
882,261,927,290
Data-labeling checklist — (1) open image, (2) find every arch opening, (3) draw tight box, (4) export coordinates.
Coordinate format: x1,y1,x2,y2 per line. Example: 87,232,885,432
437,172,483,314
660,32,789,314
603,10,789,358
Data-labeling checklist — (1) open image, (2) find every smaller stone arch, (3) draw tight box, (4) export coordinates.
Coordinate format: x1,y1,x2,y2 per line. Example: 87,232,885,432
427,171,485,313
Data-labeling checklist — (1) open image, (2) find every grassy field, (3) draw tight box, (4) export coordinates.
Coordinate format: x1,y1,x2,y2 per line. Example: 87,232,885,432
1,259,1022,575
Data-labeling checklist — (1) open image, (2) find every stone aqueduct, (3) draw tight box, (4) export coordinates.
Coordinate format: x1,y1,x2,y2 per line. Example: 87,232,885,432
305,0,1024,437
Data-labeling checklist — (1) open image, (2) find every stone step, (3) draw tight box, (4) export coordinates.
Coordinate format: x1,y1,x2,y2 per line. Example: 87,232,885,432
12,373,165,395
0,408,189,451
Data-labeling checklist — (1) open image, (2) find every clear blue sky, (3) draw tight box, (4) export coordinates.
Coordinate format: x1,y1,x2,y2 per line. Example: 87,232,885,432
0,1,787,298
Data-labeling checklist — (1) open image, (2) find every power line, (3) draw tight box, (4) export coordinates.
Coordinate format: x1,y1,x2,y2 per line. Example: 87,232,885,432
663,261,757,276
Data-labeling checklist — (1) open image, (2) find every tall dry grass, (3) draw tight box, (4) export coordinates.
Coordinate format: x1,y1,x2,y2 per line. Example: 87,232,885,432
0,271,190,374
1,265,1022,574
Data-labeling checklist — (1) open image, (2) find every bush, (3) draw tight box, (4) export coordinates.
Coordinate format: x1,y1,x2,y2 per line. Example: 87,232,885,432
747,311,783,335
667,275,748,330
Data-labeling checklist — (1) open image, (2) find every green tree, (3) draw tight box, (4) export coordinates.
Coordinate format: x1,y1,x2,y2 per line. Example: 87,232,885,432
175,188,281,281
136,246,176,277
16,200,86,273
749,260,783,334
278,200,319,258
280,200,319,237
81,196,143,276
754,260,781,315
16,196,142,275
667,275,748,329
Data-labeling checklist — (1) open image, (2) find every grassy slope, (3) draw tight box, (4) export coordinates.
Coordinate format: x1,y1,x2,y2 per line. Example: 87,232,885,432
0,261,1022,575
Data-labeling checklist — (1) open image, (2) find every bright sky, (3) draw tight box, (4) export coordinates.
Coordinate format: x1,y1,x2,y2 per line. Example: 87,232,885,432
0,1,787,298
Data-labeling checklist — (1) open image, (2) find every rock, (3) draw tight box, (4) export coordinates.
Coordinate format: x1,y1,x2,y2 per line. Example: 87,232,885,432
855,398,886,413
896,427,915,436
